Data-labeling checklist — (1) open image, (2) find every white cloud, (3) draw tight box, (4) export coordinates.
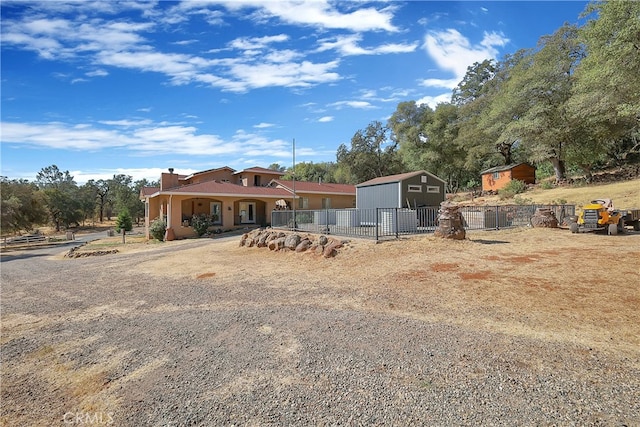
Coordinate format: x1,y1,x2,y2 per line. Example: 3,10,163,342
85,69,109,77
414,93,452,109
1,13,341,93
229,34,289,51
318,116,334,123
0,120,294,157
328,101,378,110
71,168,189,184
422,29,508,86
419,77,460,90
184,1,399,32
253,122,275,129
316,34,417,56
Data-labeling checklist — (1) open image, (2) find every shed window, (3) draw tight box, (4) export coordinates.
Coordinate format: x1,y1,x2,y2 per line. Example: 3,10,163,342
421,176,427,183
493,172,500,179
408,185,422,192
426,186,440,193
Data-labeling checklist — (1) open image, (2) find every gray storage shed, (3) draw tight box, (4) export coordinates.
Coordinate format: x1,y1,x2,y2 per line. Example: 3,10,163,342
356,170,446,209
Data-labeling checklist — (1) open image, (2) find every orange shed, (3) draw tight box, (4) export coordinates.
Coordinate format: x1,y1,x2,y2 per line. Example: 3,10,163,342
480,163,536,192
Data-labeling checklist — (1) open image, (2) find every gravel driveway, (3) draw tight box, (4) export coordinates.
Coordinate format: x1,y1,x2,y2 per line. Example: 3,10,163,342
1,235,638,426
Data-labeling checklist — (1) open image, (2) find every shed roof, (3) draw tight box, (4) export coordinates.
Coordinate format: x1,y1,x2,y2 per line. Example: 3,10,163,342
480,163,534,175
356,170,446,187
270,179,355,195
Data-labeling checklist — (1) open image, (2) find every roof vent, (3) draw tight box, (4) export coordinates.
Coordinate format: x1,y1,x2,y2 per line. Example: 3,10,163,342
168,168,174,174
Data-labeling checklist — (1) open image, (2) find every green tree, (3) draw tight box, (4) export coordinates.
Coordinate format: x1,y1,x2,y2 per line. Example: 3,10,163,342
115,209,133,233
570,0,640,164
35,165,81,231
91,179,110,223
337,121,404,184
388,101,434,171
0,177,48,235
282,161,338,183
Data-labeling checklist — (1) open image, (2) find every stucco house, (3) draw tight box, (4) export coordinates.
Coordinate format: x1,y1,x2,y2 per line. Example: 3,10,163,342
268,179,356,210
140,166,355,240
480,163,536,192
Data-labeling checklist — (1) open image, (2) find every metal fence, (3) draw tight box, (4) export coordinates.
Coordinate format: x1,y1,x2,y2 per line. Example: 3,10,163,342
271,204,575,241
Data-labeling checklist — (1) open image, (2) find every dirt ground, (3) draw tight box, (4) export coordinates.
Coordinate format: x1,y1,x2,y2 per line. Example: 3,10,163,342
133,227,640,357
1,226,639,425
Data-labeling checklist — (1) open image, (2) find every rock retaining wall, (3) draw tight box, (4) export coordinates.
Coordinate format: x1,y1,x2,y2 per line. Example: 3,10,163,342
239,228,348,258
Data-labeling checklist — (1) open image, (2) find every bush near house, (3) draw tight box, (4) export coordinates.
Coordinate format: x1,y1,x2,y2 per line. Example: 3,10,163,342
149,217,166,241
498,179,528,200
191,214,212,237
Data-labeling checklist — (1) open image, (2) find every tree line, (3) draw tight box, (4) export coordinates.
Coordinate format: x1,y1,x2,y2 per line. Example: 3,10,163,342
1,165,157,235
274,1,639,191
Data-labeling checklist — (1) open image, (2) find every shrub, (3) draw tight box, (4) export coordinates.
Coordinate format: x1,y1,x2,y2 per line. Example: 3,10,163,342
513,195,533,205
498,179,527,200
540,181,554,190
149,217,166,241
191,214,211,237
115,210,133,233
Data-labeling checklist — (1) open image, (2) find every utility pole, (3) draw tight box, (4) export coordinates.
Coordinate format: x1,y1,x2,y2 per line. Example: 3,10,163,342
292,138,296,230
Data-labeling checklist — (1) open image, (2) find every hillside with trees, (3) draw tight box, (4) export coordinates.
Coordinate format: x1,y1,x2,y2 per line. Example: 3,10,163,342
287,2,640,191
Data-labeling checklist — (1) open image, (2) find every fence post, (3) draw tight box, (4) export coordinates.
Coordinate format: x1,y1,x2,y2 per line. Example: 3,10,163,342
495,206,500,230
375,208,379,241
395,208,399,238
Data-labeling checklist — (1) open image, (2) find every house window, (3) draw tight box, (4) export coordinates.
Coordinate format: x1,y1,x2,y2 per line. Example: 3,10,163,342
421,176,427,183
321,198,332,209
254,175,261,186
408,185,422,192
493,172,500,180
298,197,309,209
210,202,222,224
426,186,440,193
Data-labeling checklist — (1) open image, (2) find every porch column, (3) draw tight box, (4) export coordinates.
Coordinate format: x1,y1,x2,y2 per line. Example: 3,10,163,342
165,195,175,241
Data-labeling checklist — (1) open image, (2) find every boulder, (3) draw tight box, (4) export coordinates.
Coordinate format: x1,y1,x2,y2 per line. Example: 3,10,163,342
284,233,301,250
268,237,285,251
295,239,312,253
531,208,558,228
323,240,343,258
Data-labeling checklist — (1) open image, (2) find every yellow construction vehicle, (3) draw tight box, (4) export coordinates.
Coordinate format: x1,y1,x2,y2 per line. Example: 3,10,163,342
569,198,640,235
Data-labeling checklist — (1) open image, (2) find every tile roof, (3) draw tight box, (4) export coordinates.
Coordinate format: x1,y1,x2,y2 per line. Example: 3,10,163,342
271,179,356,195
162,180,292,198
140,186,160,197
234,166,285,176
184,166,236,179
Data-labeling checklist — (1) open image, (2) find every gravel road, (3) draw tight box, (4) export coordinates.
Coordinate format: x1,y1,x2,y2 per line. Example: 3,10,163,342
1,236,638,426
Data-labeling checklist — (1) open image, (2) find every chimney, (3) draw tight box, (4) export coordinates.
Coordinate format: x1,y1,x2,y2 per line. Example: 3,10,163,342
168,168,174,174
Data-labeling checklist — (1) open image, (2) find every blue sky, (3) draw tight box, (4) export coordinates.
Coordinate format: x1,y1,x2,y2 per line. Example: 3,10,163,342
1,1,589,184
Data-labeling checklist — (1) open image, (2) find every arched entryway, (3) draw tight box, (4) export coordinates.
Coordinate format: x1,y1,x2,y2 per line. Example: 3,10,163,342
180,198,224,226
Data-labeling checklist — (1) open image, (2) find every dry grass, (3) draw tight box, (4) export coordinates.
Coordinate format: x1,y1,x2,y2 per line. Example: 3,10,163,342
136,227,640,360
454,178,640,208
